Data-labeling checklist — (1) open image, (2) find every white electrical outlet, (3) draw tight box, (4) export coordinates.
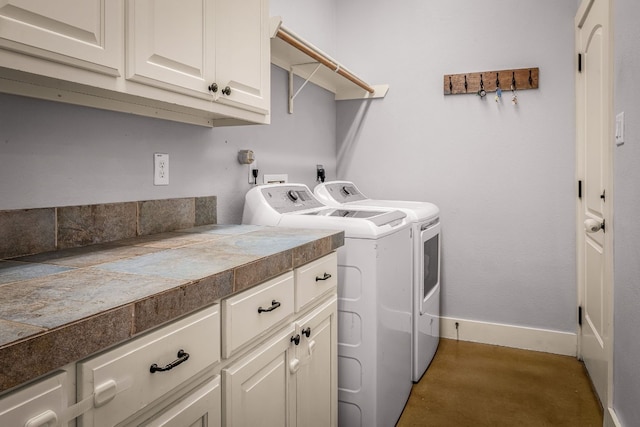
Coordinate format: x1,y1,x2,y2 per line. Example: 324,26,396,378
154,153,169,185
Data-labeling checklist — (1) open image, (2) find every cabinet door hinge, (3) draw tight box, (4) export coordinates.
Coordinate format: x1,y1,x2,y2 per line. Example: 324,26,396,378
578,306,583,326
578,53,582,73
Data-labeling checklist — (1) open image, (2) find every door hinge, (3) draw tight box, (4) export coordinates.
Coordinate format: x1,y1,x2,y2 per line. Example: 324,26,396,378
578,306,582,326
602,219,606,233
600,189,606,202
578,180,582,199
578,53,582,72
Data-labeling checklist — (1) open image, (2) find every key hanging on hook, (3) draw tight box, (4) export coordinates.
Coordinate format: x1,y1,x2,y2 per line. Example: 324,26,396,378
478,74,486,98
495,73,502,102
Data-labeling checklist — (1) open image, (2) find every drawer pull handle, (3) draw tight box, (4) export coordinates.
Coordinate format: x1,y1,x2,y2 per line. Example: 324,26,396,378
258,300,281,314
316,273,332,282
302,327,311,338
150,349,190,373
291,334,301,345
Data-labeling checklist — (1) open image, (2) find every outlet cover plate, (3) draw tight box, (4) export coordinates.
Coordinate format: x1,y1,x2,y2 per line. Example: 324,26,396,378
154,153,169,185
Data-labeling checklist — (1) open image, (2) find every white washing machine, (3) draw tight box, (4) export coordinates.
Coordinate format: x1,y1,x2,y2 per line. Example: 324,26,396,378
314,181,441,382
243,183,413,427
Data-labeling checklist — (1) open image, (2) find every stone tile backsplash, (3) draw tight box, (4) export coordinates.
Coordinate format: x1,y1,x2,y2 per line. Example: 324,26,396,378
0,196,217,259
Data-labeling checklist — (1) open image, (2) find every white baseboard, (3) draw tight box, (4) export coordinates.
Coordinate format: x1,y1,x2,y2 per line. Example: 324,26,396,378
440,316,577,356
605,406,623,427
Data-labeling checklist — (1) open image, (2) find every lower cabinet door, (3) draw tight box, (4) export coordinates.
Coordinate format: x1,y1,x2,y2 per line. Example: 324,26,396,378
295,296,338,427
223,326,295,427
140,376,221,427
0,371,68,427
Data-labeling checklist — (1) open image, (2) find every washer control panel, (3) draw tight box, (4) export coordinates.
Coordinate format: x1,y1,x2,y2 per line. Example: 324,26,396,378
323,182,367,203
260,185,325,213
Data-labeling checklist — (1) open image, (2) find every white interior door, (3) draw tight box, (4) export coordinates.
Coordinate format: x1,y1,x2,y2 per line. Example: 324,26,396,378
575,0,613,408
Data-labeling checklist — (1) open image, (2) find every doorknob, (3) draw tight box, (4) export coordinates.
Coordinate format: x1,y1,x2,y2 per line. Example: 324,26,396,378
584,218,604,233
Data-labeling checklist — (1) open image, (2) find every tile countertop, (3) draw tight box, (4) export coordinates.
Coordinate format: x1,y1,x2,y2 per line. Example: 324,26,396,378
0,224,344,394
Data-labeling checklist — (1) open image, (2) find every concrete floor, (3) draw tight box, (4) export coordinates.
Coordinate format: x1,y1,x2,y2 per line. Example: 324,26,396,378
397,339,603,426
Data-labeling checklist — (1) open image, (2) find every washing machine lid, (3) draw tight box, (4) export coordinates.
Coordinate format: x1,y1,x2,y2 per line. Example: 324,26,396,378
314,181,440,222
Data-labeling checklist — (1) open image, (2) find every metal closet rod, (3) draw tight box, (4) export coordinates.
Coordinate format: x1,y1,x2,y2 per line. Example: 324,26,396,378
275,29,375,94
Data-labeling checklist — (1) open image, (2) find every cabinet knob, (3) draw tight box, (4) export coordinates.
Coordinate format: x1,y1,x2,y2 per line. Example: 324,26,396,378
208,83,218,93
302,327,311,338
291,334,301,345
221,86,231,96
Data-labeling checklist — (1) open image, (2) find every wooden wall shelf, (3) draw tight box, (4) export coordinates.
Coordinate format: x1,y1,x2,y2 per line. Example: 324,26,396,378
444,67,539,95
270,16,388,112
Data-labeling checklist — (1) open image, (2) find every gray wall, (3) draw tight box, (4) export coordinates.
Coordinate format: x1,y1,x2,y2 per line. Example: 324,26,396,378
333,0,578,333
0,65,336,223
613,0,640,423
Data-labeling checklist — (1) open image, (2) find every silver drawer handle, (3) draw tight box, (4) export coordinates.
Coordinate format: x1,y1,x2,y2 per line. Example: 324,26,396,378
258,300,281,314
315,273,332,282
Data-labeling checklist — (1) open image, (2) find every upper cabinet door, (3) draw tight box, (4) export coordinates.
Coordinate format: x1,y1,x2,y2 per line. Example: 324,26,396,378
214,0,270,114
126,0,215,99
0,0,122,76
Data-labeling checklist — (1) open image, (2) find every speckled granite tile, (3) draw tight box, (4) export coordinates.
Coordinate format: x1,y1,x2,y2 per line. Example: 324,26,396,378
0,208,55,259
0,269,184,329
293,236,339,267
138,198,195,236
234,250,293,292
195,196,217,226
0,319,46,347
0,261,74,286
12,243,162,268
133,271,233,334
95,247,258,281
0,306,133,393
57,202,137,249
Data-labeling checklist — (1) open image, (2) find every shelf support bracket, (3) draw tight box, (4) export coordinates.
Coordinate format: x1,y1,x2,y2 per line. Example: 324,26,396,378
288,63,322,114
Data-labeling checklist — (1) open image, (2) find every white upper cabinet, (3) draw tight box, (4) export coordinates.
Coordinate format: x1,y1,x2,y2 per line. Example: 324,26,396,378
0,0,270,126
0,0,122,76
214,0,270,114
126,0,215,99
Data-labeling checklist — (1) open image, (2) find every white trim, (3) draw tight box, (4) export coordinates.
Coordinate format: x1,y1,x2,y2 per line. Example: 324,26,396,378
604,407,623,427
440,317,577,357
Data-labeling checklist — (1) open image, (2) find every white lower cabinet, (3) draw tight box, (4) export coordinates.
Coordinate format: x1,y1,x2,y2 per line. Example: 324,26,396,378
293,296,337,427
77,304,221,427
223,325,295,427
0,371,68,427
223,254,338,427
139,376,221,427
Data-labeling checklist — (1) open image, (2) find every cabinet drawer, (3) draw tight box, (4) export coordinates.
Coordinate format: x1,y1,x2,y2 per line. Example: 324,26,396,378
0,371,67,427
78,304,220,427
294,252,338,312
139,376,221,427
222,272,294,358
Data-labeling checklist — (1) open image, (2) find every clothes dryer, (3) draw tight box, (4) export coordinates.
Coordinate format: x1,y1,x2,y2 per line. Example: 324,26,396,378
314,181,441,382
243,183,413,427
